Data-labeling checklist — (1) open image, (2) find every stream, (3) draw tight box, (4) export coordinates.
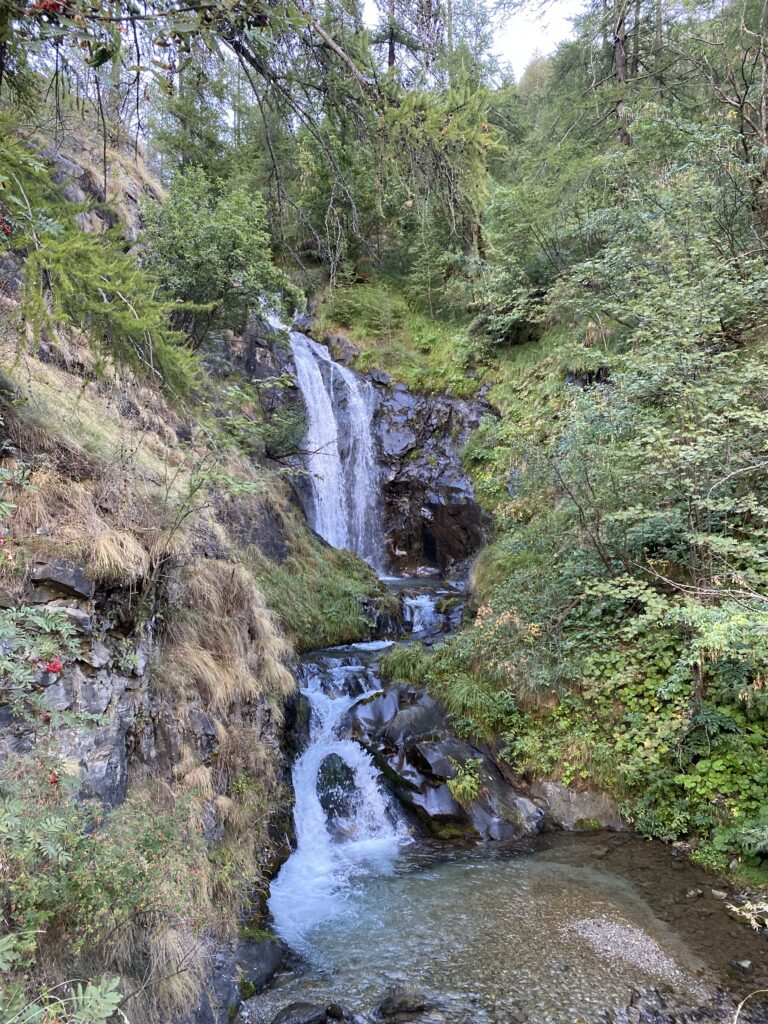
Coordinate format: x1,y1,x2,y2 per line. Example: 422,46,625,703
247,326,768,1024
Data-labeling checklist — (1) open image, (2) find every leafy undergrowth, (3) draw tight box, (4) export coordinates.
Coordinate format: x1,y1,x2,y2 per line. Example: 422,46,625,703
384,312,768,886
247,508,393,651
314,278,488,397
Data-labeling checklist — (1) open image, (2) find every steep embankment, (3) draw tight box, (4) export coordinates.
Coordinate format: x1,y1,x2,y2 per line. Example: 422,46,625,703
0,138,392,1024
307,277,768,917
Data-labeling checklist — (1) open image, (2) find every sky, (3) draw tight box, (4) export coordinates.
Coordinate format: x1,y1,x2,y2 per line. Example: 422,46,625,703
361,0,585,83
492,1,584,79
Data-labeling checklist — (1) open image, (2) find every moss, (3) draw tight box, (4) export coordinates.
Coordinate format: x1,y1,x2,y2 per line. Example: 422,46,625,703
238,921,273,944
246,508,387,651
314,278,486,398
574,817,602,832
238,979,256,1002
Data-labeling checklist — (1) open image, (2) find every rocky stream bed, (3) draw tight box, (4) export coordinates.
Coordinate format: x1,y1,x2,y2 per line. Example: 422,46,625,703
235,576,768,1024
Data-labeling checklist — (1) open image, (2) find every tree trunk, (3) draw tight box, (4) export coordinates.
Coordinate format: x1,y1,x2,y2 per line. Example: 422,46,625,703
387,0,396,67
614,2,632,145
630,0,641,79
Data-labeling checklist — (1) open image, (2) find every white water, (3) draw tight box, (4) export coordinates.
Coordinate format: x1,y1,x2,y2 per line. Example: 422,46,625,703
288,329,384,571
403,592,443,634
268,661,405,950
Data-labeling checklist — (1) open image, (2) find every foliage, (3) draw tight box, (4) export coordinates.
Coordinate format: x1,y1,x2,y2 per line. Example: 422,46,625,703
217,379,305,462
0,970,123,1024
0,606,81,724
142,168,298,349
0,127,198,395
318,279,487,396
447,757,484,807
248,510,388,651
0,763,211,1020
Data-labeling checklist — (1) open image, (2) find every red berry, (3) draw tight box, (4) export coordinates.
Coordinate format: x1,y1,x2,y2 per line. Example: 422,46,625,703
45,658,63,674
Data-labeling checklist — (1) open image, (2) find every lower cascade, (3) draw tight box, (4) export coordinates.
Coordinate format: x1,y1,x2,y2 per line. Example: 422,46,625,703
268,655,406,950
288,328,384,571
248,579,768,1024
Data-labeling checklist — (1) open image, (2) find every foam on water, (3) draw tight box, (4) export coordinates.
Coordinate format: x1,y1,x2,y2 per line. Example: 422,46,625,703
268,662,407,950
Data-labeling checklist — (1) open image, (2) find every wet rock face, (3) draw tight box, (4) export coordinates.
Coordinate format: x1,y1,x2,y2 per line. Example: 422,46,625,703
529,780,624,831
347,685,545,841
317,752,358,825
373,383,488,573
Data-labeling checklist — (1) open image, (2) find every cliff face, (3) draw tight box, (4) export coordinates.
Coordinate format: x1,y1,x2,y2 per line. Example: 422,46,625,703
0,139,384,1024
374,383,488,573
247,319,489,575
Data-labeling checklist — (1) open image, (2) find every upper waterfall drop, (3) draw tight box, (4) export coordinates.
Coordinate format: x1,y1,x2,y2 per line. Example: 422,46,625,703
288,328,385,572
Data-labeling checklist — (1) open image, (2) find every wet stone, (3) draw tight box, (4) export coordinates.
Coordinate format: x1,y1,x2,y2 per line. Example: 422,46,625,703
270,1003,328,1024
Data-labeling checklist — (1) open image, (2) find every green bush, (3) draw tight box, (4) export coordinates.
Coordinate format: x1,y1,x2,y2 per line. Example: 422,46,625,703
0,127,199,395
142,167,299,349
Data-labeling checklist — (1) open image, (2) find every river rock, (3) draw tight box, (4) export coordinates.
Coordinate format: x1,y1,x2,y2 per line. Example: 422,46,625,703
270,1003,329,1024
374,987,434,1020
317,753,358,823
350,687,546,841
529,779,624,830
384,691,446,745
237,934,286,992
352,690,400,736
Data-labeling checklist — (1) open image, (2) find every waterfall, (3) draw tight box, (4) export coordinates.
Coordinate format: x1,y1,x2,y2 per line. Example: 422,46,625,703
268,660,405,949
289,330,384,571
403,592,443,634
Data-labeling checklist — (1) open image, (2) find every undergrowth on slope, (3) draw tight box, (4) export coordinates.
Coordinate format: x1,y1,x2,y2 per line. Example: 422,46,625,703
315,278,489,397
0,124,199,396
247,508,392,650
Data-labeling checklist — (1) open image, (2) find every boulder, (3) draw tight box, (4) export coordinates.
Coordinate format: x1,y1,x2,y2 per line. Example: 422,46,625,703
237,933,286,992
351,690,399,738
317,753,358,822
271,1003,329,1024
29,558,95,600
530,780,624,831
186,941,240,1024
384,692,446,746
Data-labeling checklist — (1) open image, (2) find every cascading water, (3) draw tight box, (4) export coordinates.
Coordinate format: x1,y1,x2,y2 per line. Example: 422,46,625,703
288,332,349,551
268,659,405,951
289,329,384,571
403,592,443,634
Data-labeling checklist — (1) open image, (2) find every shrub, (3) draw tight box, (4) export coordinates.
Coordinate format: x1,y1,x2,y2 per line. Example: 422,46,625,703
0,767,212,1022
447,757,484,807
142,167,299,349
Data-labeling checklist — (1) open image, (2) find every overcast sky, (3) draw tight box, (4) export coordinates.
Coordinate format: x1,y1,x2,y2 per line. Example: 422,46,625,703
492,0,583,79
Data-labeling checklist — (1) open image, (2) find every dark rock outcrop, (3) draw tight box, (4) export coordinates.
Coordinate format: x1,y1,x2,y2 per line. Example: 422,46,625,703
373,384,488,573
347,684,545,841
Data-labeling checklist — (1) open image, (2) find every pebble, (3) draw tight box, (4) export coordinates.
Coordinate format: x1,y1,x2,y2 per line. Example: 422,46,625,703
731,959,752,972
711,889,728,900
686,888,704,899
562,916,690,987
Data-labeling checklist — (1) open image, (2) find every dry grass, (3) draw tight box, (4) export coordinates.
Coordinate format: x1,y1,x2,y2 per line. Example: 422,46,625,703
8,467,154,584
89,529,150,583
163,559,295,714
